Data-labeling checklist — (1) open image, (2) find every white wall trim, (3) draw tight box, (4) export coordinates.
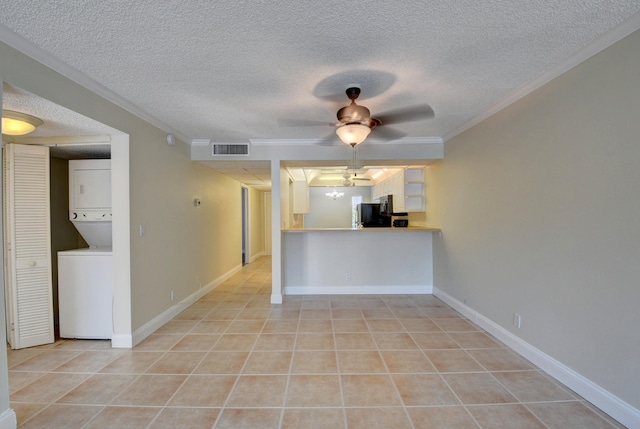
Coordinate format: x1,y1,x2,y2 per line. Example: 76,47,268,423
433,287,640,429
443,12,640,143
0,409,16,429
285,285,433,296
270,294,283,304
249,251,265,264
110,135,132,349
110,335,132,349
130,263,243,347
249,137,444,146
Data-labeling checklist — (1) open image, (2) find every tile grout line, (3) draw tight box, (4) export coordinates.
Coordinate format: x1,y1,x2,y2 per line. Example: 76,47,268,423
144,321,224,429
276,291,304,429
374,297,417,429
210,278,261,429
419,309,483,428
330,299,349,429
436,367,483,428
114,315,207,428
8,258,624,428
12,349,108,428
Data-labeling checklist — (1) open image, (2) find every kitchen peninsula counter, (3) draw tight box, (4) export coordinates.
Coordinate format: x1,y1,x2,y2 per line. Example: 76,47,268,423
281,226,438,295
283,226,440,232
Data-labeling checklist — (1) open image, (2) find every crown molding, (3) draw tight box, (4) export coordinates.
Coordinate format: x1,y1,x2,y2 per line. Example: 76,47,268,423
190,139,211,146
0,24,188,142
248,136,443,146
11,135,113,145
443,12,640,143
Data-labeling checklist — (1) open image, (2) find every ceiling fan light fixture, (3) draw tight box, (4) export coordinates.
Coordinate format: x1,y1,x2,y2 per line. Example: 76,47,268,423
335,123,371,146
337,102,370,124
1,110,44,136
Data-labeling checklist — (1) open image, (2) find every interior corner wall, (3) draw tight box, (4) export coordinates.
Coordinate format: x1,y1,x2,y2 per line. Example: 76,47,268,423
49,157,81,333
431,29,640,412
249,187,265,261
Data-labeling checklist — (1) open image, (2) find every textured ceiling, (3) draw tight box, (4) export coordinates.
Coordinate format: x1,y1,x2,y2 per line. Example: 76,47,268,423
2,83,121,139
2,83,120,159
1,1,639,148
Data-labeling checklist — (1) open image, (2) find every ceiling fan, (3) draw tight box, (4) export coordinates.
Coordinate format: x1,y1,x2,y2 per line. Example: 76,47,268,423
342,171,371,186
281,87,434,146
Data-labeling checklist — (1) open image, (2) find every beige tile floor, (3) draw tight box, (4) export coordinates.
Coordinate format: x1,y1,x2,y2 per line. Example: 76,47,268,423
8,257,624,428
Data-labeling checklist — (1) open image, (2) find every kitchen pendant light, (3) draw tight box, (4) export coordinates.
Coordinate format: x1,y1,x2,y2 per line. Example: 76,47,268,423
335,123,371,146
1,110,43,136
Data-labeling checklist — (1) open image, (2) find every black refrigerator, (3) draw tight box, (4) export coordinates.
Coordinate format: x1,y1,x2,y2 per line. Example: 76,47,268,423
358,203,391,227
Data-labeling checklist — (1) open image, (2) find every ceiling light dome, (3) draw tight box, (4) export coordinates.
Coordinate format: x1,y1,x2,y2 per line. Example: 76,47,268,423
335,123,371,146
1,110,43,136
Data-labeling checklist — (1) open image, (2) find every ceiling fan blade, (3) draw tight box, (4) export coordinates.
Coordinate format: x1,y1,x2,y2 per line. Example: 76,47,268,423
277,118,334,127
371,126,406,141
375,104,435,125
316,132,340,146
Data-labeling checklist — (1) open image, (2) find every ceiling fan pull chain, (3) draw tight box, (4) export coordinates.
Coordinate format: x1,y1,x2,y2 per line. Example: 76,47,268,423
352,144,357,176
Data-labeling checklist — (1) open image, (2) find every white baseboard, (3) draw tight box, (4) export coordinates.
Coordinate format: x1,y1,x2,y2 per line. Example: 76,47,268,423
110,334,132,349
131,264,243,347
0,408,16,429
270,294,283,304
433,287,640,429
249,251,265,263
284,285,433,295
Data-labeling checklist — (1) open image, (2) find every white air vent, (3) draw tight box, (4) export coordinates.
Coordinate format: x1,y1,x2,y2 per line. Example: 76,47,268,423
212,143,250,156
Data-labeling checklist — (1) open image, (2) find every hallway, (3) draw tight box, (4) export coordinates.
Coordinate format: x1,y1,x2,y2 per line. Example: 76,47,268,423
8,256,623,428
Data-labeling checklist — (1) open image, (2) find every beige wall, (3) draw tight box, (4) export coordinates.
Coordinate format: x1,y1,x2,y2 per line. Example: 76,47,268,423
0,41,247,335
429,29,640,410
128,145,243,328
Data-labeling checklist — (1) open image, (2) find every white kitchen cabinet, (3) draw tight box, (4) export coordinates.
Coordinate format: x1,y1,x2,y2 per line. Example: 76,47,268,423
390,172,405,212
373,168,425,212
292,180,310,213
373,181,382,200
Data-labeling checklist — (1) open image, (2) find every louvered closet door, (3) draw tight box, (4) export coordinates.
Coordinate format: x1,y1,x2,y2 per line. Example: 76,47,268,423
4,144,54,349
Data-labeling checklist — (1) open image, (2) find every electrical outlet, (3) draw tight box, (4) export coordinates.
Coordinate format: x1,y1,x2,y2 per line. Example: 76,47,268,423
513,313,521,328
171,290,175,301
345,272,351,281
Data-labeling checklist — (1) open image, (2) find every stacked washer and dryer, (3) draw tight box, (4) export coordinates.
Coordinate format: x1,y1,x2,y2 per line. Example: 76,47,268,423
57,159,113,339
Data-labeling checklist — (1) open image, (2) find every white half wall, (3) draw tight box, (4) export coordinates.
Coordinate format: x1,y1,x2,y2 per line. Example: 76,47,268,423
282,229,433,295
